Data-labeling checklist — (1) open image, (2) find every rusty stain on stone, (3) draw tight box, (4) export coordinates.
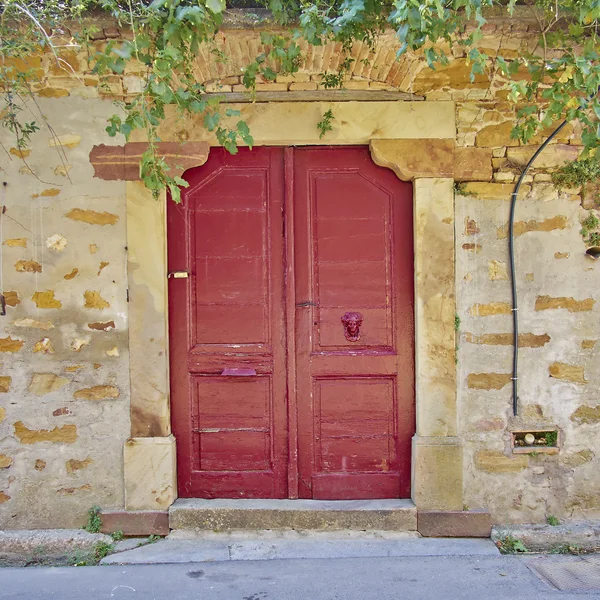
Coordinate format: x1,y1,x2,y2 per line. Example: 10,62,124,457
467,373,511,390
469,302,511,316
64,268,79,280
0,492,10,504
14,421,77,444
554,252,570,259
88,321,115,331
32,291,62,309
526,273,534,282
0,336,24,353
84,290,110,310
535,296,595,313
4,291,19,307
89,244,98,254
57,484,92,495
550,362,587,384
465,332,550,348
14,318,54,330
66,208,119,226
571,405,600,425
3,238,27,248
475,450,528,473
0,377,11,393
0,408,5,423
462,243,482,253
64,365,83,372
464,217,480,236
15,260,42,273
73,385,119,400
582,340,596,349
98,261,109,275
34,459,46,471
33,337,55,354
28,373,69,395
0,455,13,469
497,215,569,239
66,457,93,475
52,407,72,417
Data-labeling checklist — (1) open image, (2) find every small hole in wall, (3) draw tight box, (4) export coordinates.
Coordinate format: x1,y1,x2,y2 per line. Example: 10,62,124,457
511,429,560,455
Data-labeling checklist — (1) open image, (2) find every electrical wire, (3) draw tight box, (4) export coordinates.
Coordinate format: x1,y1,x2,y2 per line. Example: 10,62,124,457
509,119,569,416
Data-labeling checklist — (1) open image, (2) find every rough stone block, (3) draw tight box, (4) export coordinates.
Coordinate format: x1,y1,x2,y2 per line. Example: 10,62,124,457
100,510,170,536
454,147,492,181
412,437,463,510
124,436,177,511
418,510,492,538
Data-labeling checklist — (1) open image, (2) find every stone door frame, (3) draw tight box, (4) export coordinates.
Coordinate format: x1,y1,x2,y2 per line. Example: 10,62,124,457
122,100,462,511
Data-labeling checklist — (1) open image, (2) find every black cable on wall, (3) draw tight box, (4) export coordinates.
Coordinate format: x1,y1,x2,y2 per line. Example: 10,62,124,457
508,119,569,416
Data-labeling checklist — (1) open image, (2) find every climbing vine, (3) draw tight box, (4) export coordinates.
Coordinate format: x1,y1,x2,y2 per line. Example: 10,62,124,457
1,0,600,201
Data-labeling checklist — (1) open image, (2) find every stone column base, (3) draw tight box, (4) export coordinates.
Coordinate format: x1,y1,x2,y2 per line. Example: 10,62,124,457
124,435,177,510
412,435,463,510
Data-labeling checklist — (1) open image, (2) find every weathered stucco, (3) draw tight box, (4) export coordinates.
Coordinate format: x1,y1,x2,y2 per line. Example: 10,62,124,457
0,98,131,528
0,17,598,527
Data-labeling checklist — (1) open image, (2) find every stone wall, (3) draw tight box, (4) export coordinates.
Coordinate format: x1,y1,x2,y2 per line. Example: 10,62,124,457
1,15,599,526
0,99,130,528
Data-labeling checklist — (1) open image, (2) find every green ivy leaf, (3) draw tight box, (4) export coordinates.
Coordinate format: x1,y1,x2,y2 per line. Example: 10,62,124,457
205,0,225,14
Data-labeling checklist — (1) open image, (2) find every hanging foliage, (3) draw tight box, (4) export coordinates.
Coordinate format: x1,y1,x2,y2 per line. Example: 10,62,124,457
1,0,600,200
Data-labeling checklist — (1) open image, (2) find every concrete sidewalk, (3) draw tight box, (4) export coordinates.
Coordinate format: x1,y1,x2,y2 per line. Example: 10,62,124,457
101,530,499,564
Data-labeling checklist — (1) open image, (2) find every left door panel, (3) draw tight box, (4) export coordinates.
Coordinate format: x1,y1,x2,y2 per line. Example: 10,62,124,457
168,147,288,498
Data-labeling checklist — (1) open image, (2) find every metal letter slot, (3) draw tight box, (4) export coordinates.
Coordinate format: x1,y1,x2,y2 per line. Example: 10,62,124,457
168,271,189,279
221,367,257,376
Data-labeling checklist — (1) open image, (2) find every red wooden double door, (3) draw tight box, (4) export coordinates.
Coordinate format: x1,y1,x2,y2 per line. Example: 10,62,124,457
168,146,414,500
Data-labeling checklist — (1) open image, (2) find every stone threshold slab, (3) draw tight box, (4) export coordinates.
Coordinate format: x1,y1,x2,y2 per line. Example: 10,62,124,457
169,499,417,532
101,536,499,565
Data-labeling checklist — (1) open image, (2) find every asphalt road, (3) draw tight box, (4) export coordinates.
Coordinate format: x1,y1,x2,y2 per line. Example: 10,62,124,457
0,554,598,600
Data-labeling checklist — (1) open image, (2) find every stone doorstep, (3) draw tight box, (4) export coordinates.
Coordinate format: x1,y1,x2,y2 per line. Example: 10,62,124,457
417,510,492,538
169,498,417,532
100,510,169,536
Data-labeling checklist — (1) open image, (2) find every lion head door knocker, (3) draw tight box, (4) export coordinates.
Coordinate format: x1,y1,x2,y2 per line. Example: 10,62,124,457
341,311,363,342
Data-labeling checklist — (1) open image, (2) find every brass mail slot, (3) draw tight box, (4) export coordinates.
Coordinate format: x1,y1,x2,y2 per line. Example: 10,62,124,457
168,271,189,279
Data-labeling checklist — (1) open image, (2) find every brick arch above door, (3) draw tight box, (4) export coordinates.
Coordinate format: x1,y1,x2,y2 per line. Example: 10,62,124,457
112,100,464,512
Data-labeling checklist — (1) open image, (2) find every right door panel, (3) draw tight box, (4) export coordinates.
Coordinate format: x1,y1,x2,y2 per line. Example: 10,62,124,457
294,147,415,499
